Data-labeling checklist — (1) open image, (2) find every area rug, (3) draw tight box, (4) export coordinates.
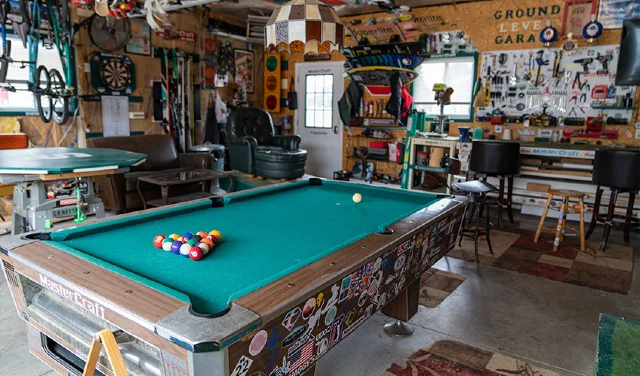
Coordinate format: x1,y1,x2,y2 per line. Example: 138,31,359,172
595,314,640,376
447,227,634,294
419,269,466,308
380,340,558,376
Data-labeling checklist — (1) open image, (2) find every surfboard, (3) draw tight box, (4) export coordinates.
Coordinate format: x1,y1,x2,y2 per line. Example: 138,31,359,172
346,54,425,69
346,67,419,96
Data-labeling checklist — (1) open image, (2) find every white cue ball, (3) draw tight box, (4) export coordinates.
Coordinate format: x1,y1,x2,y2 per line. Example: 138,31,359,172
352,193,362,203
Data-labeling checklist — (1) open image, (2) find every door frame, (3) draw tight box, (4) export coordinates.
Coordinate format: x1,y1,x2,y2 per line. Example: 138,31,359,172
294,61,345,177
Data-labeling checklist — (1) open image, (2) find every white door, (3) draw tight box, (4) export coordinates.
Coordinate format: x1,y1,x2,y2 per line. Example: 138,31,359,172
295,62,344,178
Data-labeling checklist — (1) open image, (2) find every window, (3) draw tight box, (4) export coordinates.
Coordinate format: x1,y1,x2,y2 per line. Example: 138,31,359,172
304,74,333,128
0,35,64,114
412,55,476,121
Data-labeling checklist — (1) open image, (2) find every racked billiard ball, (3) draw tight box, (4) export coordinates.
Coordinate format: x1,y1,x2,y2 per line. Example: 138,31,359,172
208,230,222,241
196,231,208,238
169,233,180,241
153,235,166,248
179,243,192,258
170,241,183,254
207,234,219,244
200,238,213,247
193,235,202,242
186,239,197,246
189,247,204,261
162,239,173,252
196,242,210,254
182,232,194,239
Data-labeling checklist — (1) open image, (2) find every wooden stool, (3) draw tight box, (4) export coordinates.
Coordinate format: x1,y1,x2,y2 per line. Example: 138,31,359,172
534,190,586,252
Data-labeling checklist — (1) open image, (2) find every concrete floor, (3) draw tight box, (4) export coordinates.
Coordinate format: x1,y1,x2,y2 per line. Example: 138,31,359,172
1,213,638,376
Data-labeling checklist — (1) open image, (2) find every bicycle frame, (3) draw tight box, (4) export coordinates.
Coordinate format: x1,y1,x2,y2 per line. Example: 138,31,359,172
26,0,76,109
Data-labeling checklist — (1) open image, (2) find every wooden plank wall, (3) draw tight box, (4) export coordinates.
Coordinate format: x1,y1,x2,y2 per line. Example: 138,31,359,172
6,7,262,148
337,0,640,178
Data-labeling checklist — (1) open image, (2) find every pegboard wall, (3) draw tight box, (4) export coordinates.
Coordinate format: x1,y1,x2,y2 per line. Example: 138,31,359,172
477,44,636,124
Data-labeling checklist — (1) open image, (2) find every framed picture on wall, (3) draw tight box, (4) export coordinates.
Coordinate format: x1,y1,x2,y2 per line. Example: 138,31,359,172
234,49,254,94
598,0,640,29
562,0,596,37
125,18,152,56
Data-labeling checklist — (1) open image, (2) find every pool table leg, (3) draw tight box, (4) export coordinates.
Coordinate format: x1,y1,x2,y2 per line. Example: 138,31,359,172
381,278,420,337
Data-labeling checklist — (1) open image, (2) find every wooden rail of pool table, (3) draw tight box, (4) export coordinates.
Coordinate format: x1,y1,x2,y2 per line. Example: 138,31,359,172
11,242,187,323
235,198,464,323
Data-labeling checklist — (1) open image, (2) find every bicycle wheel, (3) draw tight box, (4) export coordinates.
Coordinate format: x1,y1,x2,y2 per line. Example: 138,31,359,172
35,65,53,123
49,68,69,125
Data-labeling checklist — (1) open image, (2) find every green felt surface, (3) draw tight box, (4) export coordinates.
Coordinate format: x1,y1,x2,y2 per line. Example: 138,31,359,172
0,147,146,173
595,314,640,376
49,180,441,314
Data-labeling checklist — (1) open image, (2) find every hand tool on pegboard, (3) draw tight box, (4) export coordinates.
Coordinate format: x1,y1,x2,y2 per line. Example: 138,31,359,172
534,50,549,87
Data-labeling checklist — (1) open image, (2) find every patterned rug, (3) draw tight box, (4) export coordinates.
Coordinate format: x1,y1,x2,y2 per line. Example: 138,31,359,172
447,227,635,294
595,314,640,376
419,269,466,308
380,340,558,376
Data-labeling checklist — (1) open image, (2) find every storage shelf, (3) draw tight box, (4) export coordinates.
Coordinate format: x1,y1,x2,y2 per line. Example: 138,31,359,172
409,164,447,173
347,156,399,164
590,105,635,110
345,126,407,130
347,135,394,140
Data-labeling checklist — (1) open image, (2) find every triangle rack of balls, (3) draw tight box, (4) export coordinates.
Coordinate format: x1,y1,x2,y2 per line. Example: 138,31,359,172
154,230,222,261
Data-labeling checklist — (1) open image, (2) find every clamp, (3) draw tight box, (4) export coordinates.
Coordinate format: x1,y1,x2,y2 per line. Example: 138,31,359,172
569,107,577,116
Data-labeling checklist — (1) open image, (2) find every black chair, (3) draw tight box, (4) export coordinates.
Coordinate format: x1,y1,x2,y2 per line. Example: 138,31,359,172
455,180,497,262
226,108,307,179
586,149,640,251
469,141,521,230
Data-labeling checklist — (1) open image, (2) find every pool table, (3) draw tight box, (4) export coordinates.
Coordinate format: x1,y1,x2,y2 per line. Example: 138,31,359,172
1,179,467,376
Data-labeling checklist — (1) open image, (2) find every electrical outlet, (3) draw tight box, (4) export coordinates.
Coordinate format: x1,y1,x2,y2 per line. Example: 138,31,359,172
84,63,90,73
495,125,503,133
635,122,640,129
635,129,640,139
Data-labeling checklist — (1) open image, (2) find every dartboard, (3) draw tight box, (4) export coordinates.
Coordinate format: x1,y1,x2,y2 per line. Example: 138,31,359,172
100,58,132,91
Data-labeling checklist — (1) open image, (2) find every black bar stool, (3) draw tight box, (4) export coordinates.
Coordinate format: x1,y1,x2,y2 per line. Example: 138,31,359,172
586,149,640,251
469,141,521,230
455,180,497,262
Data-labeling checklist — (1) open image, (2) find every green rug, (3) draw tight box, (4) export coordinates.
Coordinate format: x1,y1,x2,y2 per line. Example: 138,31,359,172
595,314,640,376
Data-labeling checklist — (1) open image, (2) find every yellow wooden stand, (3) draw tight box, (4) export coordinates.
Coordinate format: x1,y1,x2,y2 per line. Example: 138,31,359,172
82,329,129,376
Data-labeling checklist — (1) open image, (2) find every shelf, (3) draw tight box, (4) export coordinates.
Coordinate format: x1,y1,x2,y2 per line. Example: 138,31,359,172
345,126,407,130
347,135,394,140
590,106,635,110
347,156,399,164
409,164,447,173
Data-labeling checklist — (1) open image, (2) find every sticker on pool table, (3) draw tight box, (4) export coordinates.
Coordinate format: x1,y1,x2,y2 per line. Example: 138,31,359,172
282,325,307,348
288,339,315,375
394,253,406,271
358,290,368,307
249,330,269,356
324,305,337,325
338,275,352,302
281,307,301,332
230,355,253,376
302,298,316,319
316,337,329,358
329,314,344,347
316,292,324,307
